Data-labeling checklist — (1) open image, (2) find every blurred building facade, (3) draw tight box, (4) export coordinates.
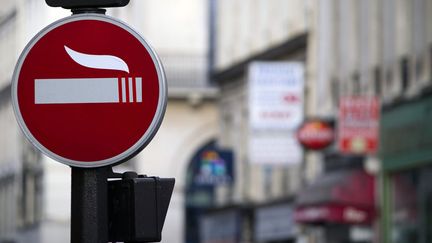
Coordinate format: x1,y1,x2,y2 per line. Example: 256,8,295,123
1,1,217,243
209,0,309,242
1,0,431,243
0,0,55,241
0,4,20,241
39,1,218,243
210,0,432,243
308,1,432,243
214,0,308,205
113,2,219,243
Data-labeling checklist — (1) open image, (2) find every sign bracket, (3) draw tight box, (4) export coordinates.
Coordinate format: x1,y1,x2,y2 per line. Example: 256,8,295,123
45,0,129,10
70,166,175,243
71,8,107,15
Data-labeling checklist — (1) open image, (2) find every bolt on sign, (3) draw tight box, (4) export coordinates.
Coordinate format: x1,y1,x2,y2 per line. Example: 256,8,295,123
12,14,167,167
338,96,380,154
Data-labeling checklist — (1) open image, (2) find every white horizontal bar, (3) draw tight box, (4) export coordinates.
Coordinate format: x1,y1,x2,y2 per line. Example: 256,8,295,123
136,77,142,102
35,78,119,104
128,77,133,103
121,77,126,103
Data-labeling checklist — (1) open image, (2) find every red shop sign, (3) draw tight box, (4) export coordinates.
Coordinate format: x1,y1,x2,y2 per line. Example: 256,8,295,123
297,120,334,150
338,96,380,155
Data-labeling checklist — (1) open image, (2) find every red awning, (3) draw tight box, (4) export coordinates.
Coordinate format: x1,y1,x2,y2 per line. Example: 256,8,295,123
295,169,376,224
294,203,375,224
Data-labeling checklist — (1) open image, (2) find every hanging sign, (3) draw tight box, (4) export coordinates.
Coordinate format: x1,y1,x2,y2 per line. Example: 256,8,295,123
297,120,334,150
247,62,304,165
338,96,379,154
248,62,304,130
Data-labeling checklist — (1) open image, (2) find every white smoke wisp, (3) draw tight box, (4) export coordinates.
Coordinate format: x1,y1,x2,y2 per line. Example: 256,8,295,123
64,45,130,73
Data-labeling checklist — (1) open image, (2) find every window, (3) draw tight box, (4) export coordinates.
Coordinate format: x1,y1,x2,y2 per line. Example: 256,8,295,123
430,45,432,82
400,57,410,91
331,77,340,109
331,77,339,107
385,69,394,95
391,166,432,243
374,67,382,96
19,143,43,228
415,56,424,82
352,72,360,94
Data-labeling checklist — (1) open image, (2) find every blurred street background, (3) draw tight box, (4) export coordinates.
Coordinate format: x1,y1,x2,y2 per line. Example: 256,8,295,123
0,0,432,242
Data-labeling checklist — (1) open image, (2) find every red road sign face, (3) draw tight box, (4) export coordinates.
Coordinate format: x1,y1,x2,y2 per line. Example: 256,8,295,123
12,14,167,167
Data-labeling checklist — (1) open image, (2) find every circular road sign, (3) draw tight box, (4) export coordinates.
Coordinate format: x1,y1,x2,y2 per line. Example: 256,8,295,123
12,14,167,168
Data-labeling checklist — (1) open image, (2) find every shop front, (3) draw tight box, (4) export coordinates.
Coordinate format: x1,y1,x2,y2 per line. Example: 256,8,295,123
380,95,432,243
253,200,297,243
199,206,252,243
185,140,235,243
294,164,376,243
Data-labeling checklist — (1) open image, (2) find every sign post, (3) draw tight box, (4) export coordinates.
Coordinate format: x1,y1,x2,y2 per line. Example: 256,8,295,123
11,1,174,242
71,167,109,243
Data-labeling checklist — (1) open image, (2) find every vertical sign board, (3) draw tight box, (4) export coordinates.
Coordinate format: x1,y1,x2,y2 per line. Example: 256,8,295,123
338,96,380,154
248,62,304,165
248,62,304,130
11,14,167,167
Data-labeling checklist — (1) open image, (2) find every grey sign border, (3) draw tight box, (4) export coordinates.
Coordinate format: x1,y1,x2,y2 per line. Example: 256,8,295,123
11,14,167,168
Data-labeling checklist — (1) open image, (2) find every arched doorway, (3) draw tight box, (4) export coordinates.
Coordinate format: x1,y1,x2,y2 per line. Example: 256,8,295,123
184,140,234,243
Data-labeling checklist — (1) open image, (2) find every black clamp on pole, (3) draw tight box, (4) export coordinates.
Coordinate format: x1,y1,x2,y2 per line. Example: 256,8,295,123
108,172,175,242
45,0,130,14
70,168,175,243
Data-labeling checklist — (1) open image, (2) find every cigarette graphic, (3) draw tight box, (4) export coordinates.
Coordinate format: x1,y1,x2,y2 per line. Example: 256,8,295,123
34,46,142,104
35,77,142,104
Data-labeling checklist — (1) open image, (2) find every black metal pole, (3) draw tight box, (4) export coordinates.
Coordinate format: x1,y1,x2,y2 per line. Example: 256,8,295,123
71,167,109,243
70,4,107,242
70,5,108,242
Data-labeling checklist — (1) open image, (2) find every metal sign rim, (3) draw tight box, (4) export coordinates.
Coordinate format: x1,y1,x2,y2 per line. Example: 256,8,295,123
11,13,167,168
